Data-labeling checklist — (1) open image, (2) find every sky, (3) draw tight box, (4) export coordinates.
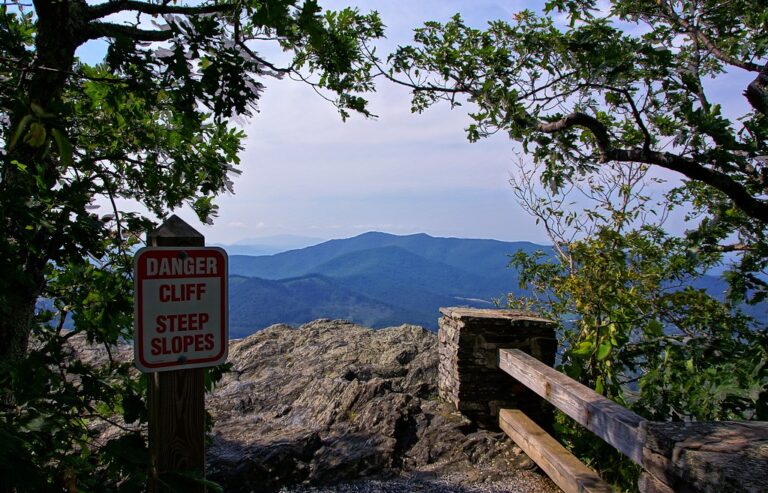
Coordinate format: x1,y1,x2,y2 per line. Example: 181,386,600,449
185,0,548,245
77,0,754,245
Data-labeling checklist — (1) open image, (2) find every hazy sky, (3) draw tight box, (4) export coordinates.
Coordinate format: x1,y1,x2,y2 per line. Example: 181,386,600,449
166,0,556,244
79,0,752,245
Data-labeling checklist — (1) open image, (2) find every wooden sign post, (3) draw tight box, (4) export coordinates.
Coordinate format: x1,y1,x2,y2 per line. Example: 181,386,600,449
137,215,229,492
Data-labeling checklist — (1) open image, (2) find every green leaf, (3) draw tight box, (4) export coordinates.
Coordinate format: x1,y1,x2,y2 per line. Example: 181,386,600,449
8,114,34,149
645,319,663,337
30,102,54,119
50,128,73,167
596,341,612,361
23,121,47,147
571,341,593,358
25,415,47,433
595,376,605,395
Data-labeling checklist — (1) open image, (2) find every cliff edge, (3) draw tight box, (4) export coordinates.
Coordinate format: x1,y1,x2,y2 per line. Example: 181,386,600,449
206,320,557,492
71,320,558,492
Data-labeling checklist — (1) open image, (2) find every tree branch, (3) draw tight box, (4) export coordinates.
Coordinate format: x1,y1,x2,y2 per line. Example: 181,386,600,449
236,40,291,74
619,90,652,152
366,44,465,95
701,243,752,253
609,148,768,223
536,112,611,152
745,62,768,117
534,111,768,223
0,55,129,84
582,83,653,152
657,0,762,73
382,69,466,94
86,0,234,21
85,22,175,42
657,0,768,117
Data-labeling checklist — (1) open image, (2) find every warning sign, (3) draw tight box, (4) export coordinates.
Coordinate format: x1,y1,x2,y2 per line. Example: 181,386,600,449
134,247,228,372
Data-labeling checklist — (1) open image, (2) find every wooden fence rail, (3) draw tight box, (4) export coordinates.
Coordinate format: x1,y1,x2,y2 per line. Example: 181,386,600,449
499,408,615,493
436,308,768,493
498,348,646,465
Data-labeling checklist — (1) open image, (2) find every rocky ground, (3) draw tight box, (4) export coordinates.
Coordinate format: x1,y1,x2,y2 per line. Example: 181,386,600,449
206,320,557,493
71,319,559,492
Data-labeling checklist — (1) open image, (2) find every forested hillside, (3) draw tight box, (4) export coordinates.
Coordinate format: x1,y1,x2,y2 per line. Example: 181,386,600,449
224,232,746,335
225,232,545,333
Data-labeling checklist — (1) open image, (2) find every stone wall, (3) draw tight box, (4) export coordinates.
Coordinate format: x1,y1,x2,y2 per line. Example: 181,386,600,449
436,308,768,492
438,307,557,428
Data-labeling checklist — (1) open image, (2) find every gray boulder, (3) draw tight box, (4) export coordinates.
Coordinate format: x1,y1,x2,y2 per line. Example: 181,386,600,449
206,320,555,492
68,319,556,492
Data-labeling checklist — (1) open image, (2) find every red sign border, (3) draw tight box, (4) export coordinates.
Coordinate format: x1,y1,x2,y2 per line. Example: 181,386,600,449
134,246,228,372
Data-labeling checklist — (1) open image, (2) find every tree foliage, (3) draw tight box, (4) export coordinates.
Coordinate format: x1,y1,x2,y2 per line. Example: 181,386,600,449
510,159,767,414
0,0,382,490
508,160,766,487
388,0,768,291
388,1,768,488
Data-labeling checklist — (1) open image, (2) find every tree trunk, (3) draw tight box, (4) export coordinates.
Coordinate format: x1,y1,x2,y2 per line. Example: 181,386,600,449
1,0,83,401
0,291,39,408
0,297,36,359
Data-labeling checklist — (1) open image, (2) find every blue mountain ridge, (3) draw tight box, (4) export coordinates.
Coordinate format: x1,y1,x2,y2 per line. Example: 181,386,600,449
36,232,758,337
228,231,547,280
227,274,425,338
227,232,549,333
226,232,761,335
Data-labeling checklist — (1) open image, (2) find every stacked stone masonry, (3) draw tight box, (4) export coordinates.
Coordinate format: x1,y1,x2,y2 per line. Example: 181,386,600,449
438,307,557,428
437,308,768,492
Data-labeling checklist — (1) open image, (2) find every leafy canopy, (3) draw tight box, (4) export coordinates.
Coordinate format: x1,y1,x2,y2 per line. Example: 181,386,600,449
388,0,768,296
388,1,768,488
509,159,767,489
0,0,382,490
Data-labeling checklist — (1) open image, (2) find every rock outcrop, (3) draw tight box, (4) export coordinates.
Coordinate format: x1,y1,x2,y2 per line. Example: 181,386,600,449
71,320,558,492
206,320,555,492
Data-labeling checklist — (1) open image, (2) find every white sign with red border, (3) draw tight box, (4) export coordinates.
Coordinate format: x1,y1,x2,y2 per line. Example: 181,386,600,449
133,247,228,372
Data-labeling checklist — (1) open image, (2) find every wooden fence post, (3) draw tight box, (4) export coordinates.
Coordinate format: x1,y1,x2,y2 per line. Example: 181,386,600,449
147,215,206,492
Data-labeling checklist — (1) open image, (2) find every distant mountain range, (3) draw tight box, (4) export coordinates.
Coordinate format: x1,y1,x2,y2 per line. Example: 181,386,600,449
213,234,325,256
227,232,550,336
36,231,764,337
228,231,547,280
